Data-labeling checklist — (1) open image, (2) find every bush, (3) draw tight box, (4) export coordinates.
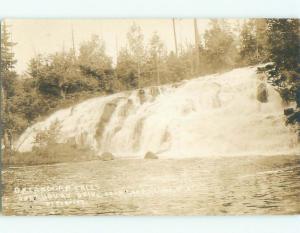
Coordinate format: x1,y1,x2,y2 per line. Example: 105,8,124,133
3,121,99,166
3,144,98,166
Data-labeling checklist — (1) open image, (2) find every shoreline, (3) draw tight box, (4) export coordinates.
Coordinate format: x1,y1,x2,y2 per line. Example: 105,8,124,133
2,154,300,169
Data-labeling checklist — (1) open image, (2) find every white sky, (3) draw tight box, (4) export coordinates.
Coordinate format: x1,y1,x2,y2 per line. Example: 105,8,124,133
6,19,241,74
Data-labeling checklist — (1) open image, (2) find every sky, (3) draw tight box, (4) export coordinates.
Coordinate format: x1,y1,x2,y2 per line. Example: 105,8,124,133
6,19,241,74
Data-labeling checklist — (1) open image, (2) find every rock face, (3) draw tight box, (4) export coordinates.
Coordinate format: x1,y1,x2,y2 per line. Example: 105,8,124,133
138,89,146,104
286,111,300,124
100,152,114,161
284,108,294,116
95,100,119,147
257,83,269,103
149,86,160,99
144,151,158,159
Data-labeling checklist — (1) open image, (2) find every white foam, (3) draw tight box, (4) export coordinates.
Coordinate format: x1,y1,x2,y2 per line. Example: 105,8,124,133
16,66,300,158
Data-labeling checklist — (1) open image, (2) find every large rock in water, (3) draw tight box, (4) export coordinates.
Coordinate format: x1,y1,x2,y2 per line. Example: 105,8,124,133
144,151,158,159
138,89,146,104
257,83,269,103
100,152,114,161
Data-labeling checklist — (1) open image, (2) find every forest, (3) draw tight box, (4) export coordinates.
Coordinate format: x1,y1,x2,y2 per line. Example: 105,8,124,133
1,19,300,157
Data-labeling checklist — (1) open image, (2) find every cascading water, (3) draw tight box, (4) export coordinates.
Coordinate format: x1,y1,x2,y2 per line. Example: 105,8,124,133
16,66,299,158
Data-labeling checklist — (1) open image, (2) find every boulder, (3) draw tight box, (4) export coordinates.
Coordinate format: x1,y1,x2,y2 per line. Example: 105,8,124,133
257,83,269,103
172,83,180,88
138,89,146,104
144,151,158,159
149,86,160,98
284,108,294,116
286,111,300,124
100,152,114,161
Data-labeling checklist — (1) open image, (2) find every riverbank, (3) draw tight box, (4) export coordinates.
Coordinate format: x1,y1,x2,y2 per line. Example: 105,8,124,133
1,145,100,167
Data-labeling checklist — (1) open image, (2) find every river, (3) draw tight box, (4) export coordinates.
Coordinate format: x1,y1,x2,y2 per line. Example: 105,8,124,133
2,155,300,215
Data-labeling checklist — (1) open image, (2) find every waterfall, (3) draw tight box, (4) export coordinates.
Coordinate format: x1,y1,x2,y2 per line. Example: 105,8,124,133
16,66,300,158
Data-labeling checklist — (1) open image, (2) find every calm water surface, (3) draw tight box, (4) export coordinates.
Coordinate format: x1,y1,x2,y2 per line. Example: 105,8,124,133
2,155,300,215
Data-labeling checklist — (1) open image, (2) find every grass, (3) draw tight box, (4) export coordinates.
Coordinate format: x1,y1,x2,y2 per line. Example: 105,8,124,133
2,142,100,167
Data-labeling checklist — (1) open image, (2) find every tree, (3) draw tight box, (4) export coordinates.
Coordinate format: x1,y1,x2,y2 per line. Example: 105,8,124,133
239,20,258,65
127,23,145,88
29,52,72,99
267,19,299,72
264,19,300,128
238,19,269,66
267,19,300,106
165,51,187,82
1,21,18,152
15,35,116,139
115,48,138,89
146,32,165,85
28,35,114,100
78,35,114,93
253,19,268,63
204,20,238,73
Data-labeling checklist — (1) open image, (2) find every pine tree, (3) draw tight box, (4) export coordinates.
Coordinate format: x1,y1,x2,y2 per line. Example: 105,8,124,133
204,19,238,73
1,21,18,152
265,19,300,126
239,20,257,65
127,23,145,88
1,21,17,96
165,51,187,82
78,35,113,93
115,48,138,89
253,19,268,63
266,19,299,72
147,32,165,85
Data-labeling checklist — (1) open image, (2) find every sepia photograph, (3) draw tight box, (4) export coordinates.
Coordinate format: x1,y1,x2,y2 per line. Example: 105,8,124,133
0,18,299,215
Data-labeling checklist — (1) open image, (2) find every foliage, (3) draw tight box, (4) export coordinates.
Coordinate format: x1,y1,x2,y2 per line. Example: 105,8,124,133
115,48,138,89
263,19,300,128
78,35,114,93
203,20,238,72
239,20,258,65
266,19,299,72
33,120,61,148
1,21,18,152
3,120,98,166
4,142,99,166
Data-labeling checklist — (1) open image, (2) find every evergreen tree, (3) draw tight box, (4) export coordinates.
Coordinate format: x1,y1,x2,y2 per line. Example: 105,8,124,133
127,23,145,88
204,20,238,73
263,19,300,128
115,48,138,89
266,19,299,72
78,35,114,93
146,32,166,85
1,21,18,151
165,51,188,82
1,22,17,97
253,19,268,63
239,20,257,65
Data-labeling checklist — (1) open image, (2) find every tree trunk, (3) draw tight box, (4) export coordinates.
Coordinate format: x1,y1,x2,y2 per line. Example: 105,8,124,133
60,88,66,100
137,62,141,88
156,55,160,85
1,87,10,152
